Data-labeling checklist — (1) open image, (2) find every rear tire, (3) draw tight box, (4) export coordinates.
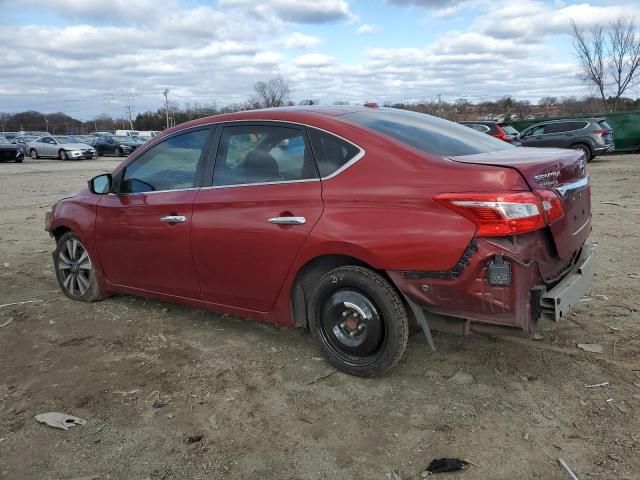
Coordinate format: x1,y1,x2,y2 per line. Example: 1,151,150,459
308,266,409,377
572,143,592,162
53,232,105,302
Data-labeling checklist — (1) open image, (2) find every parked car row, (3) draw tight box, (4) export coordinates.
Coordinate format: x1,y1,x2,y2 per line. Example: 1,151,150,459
2,131,150,162
460,117,615,161
0,136,24,162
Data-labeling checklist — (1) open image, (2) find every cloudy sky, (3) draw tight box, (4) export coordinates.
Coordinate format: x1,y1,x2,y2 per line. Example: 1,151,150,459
1,0,639,119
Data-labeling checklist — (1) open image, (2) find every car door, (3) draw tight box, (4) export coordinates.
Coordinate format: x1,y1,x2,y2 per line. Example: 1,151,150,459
191,122,323,312
519,124,548,147
95,127,213,297
38,137,55,156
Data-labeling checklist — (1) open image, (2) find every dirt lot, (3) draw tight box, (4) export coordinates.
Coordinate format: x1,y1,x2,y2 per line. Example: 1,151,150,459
0,153,639,480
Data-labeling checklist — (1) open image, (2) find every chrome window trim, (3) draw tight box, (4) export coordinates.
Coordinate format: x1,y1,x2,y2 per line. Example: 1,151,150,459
110,119,366,194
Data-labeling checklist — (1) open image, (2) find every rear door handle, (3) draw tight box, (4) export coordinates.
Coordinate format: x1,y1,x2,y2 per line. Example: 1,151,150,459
268,216,306,225
160,215,187,223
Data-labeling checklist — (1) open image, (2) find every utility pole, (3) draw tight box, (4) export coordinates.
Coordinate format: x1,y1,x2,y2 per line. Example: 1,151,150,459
163,89,170,129
437,94,442,117
124,90,135,130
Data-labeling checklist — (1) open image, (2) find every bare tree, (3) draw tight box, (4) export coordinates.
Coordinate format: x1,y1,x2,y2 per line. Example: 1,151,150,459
298,99,319,105
250,75,291,109
608,17,640,111
571,17,640,111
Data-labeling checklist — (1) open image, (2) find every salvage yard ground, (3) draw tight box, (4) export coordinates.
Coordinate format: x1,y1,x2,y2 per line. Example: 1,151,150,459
0,154,639,480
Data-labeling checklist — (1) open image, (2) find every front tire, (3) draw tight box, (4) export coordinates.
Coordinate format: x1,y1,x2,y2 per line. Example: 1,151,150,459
115,147,122,157
59,150,69,161
53,232,104,302
308,266,409,377
30,149,39,159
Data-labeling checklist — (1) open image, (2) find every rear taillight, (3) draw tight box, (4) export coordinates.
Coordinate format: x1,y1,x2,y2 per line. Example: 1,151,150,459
593,130,609,136
434,191,564,237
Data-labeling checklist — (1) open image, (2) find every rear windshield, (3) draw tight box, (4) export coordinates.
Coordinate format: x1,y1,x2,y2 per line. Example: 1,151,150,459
501,125,519,135
598,120,612,130
343,108,513,156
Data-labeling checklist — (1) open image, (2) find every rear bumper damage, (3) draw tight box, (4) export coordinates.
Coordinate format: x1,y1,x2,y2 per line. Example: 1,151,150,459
539,244,594,321
388,232,594,336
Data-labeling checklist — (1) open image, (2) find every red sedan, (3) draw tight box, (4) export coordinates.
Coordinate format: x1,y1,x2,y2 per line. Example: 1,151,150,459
45,106,594,376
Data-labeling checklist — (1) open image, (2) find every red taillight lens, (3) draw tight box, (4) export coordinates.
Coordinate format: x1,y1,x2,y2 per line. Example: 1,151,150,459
434,191,564,237
534,189,564,224
593,130,609,136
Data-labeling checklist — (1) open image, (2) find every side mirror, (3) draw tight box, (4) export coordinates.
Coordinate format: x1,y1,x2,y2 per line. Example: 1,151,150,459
89,173,112,195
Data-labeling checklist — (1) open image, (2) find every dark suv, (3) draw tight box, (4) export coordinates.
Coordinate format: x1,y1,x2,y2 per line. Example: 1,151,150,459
518,118,614,161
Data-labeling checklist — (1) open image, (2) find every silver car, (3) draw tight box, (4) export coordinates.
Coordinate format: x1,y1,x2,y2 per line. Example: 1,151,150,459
27,135,96,160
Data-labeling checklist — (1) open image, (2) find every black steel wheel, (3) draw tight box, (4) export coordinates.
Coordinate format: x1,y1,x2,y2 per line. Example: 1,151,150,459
53,232,104,302
308,266,409,377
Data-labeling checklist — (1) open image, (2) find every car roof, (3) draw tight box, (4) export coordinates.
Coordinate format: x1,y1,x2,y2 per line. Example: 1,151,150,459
459,120,498,125
163,105,372,133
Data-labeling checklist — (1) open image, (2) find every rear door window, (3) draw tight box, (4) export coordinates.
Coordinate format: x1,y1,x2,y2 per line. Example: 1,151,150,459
213,124,318,186
308,129,362,177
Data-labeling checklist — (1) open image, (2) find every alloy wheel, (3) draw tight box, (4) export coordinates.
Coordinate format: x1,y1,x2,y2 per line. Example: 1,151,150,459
57,238,92,296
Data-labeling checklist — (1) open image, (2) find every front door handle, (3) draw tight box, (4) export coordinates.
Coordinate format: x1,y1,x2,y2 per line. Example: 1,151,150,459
160,215,187,223
268,216,306,225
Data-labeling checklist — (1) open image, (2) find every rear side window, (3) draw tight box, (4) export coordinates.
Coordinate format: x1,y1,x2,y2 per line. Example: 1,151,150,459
308,129,361,177
344,108,512,156
545,122,571,134
598,120,612,130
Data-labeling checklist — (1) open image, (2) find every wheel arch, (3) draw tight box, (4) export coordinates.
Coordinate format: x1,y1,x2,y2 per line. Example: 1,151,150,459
290,253,406,329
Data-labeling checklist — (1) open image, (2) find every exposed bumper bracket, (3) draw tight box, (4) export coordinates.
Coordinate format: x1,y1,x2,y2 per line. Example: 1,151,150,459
540,244,595,321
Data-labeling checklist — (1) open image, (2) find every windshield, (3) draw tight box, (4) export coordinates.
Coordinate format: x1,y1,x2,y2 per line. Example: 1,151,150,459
0,137,10,144
113,136,134,142
344,108,513,156
598,120,613,130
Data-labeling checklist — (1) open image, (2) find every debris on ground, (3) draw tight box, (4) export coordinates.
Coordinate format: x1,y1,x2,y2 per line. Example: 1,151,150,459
35,412,87,430
0,317,14,328
0,299,44,309
577,343,603,353
531,332,544,340
606,398,628,413
151,400,168,409
185,434,203,444
558,458,580,480
421,458,469,476
584,382,609,388
448,370,475,385
387,470,404,480
307,369,337,385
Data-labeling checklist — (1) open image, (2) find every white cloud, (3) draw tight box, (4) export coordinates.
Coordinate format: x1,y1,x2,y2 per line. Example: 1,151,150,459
277,32,322,49
293,53,336,66
219,0,357,24
356,24,380,35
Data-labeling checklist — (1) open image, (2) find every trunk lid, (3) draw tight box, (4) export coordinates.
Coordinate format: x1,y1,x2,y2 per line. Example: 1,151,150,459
449,147,591,259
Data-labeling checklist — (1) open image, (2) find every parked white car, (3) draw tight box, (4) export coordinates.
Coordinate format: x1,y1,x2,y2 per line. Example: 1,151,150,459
27,136,96,160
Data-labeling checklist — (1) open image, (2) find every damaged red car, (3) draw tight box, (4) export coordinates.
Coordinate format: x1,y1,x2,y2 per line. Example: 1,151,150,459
45,106,593,376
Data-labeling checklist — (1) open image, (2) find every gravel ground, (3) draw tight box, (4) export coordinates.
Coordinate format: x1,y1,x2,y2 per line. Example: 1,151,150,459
0,153,639,480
